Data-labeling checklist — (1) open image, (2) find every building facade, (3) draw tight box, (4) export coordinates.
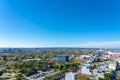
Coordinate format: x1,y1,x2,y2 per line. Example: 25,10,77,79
57,55,69,62
65,72,78,80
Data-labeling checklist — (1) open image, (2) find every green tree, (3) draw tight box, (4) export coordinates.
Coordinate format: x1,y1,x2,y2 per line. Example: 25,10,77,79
104,72,112,80
98,77,104,80
42,59,47,71
15,73,23,80
0,71,3,76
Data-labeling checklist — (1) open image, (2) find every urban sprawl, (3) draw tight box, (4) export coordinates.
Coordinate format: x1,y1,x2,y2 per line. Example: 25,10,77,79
0,48,119,80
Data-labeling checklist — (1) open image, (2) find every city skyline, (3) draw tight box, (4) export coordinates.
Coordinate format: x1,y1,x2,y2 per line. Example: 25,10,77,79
0,0,120,48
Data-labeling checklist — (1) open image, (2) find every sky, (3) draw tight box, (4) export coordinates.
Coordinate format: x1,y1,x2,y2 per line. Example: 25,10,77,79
0,0,120,48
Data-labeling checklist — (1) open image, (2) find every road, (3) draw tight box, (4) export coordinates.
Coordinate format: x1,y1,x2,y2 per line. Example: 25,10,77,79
26,70,59,80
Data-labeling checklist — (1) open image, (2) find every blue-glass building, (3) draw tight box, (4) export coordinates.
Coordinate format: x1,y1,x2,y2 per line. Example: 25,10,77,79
57,55,69,62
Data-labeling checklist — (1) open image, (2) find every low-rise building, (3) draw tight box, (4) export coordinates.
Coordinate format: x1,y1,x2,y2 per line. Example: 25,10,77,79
81,66,92,75
57,55,69,62
65,72,78,80
108,61,117,71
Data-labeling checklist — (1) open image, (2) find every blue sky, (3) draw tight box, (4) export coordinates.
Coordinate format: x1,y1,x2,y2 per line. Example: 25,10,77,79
0,0,120,48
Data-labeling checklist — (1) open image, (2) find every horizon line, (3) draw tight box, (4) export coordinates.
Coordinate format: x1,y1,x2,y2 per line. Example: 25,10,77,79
0,47,119,49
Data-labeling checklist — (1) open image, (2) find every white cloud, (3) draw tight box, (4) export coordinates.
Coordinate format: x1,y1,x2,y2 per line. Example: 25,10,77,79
79,41,120,48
